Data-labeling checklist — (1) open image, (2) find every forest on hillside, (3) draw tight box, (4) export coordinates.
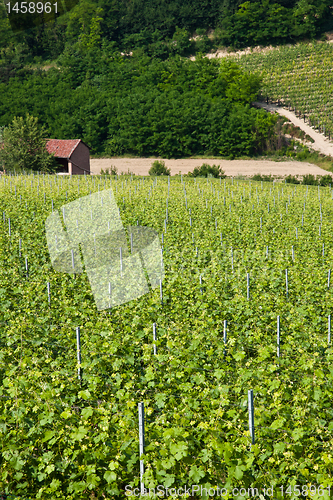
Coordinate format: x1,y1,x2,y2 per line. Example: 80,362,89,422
1,0,332,161
1,0,333,63
0,52,283,158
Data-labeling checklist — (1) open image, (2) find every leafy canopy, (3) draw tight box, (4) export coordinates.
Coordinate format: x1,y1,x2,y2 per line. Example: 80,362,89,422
0,113,57,173
149,160,171,176
188,163,226,178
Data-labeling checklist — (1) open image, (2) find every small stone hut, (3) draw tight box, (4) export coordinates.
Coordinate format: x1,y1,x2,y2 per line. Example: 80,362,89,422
46,139,90,175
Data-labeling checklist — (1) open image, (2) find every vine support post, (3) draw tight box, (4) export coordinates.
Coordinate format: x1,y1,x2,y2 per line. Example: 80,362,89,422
76,326,82,384
160,279,163,306
248,389,255,446
328,315,331,346
246,273,250,300
328,269,331,289
277,315,280,359
285,269,288,299
71,249,75,271
138,402,145,495
47,282,50,305
153,323,157,356
223,320,227,356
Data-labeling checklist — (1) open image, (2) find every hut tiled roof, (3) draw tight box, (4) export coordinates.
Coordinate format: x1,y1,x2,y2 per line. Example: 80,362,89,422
46,139,81,158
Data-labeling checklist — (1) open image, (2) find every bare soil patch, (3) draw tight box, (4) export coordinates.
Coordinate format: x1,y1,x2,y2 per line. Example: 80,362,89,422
90,157,330,178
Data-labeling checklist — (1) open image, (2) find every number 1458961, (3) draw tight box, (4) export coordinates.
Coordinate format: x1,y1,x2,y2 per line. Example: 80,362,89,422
279,485,330,496
6,2,58,14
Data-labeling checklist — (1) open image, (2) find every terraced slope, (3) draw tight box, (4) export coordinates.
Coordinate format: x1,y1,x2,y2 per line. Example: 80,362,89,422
231,42,333,139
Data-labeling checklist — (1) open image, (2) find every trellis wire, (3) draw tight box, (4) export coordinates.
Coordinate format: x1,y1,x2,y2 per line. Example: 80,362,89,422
47,282,50,304
247,273,250,300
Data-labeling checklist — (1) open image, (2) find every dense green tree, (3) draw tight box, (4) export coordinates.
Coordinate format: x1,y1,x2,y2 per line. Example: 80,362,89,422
0,52,280,158
217,0,333,48
1,0,333,62
0,114,57,173
149,160,171,175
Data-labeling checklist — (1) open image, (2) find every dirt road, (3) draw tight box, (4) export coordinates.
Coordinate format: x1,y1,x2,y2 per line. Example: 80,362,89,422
254,102,333,158
90,157,330,177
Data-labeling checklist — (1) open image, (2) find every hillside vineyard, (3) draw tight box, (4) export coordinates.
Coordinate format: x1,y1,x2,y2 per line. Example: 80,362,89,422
0,173,333,497
235,41,333,140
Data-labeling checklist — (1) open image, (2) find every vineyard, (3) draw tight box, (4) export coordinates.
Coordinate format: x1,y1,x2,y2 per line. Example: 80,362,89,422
1,172,333,499
232,41,333,141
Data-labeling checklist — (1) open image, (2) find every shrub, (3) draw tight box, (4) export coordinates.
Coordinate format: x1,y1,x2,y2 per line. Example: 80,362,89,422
250,173,274,182
100,165,118,176
318,174,332,186
285,175,300,184
301,174,332,186
302,174,317,185
189,163,225,178
149,160,170,176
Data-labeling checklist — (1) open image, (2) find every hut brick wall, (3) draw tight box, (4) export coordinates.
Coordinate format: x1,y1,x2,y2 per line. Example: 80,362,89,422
70,142,90,175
